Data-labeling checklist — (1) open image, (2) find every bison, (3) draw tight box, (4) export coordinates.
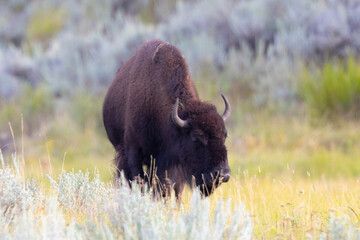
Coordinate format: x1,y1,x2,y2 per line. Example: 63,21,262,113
103,39,231,201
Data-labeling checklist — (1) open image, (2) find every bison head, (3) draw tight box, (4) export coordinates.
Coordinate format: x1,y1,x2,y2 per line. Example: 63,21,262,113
172,95,231,196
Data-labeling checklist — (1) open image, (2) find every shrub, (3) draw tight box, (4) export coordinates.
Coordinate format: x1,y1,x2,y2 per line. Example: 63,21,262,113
0,154,42,213
0,153,253,239
47,170,108,211
300,57,360,119
0,46,40,99
3,0,360,112
0,0,30,46
26,5,65,44
318,215,360,240
106,183,252,240
37,23,153,96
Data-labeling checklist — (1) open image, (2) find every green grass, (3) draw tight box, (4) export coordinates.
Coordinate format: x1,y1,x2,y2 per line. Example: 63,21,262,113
2,93,360,181
0,84,54,136
228,111,360,179
300,57,360,120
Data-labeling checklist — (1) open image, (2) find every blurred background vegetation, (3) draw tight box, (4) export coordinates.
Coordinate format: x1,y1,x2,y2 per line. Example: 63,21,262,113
0,0,360,181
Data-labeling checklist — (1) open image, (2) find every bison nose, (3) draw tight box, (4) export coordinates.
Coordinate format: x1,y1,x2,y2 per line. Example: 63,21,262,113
220,173,230,182
219,168,231,182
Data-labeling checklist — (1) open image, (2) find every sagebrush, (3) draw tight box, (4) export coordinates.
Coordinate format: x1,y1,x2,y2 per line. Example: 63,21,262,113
0,153,252,239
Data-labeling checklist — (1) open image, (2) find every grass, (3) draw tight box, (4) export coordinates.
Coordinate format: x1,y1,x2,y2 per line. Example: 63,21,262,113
1,151,359,239
2,90,360,238
1,109,360,238
203,175,360,239
300,57,360,120
0,84,54,136
4,105,360,182
227,111,360,179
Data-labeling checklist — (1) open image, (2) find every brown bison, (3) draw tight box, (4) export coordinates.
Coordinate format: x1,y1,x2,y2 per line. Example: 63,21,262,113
103,39,231,200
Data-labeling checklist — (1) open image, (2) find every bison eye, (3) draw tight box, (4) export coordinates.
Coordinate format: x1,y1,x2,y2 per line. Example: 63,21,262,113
191,131,208,146
198,137,208,146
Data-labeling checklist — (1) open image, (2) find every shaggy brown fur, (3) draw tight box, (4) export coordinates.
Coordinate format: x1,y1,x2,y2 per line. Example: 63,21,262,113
103,39,231,200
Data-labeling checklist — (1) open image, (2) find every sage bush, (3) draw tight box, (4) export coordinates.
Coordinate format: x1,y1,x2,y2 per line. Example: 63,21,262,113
0,153,253,239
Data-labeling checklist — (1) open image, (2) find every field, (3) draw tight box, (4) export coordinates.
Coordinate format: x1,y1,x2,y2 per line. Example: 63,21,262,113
2,0,360,239
1,111,360,239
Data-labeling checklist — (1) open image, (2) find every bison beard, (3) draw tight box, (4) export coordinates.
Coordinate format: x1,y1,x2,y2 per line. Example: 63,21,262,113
103,39,231,201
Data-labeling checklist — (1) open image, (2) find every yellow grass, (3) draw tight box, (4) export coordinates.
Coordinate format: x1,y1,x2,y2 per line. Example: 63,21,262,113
180,176,360,239
2,109,360,239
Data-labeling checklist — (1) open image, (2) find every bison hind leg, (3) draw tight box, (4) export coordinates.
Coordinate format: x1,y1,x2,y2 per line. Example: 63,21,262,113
115,145,146,182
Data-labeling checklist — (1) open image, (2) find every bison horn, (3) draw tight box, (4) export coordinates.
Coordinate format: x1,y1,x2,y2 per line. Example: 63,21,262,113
172,98,189,128
221,94,231,121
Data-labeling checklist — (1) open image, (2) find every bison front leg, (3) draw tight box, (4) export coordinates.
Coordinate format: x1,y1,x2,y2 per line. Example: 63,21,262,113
148,169,173,201
156,168,185,203
160,177,185,203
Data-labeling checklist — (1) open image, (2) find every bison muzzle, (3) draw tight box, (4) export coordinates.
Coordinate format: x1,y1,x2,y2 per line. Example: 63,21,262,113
103,39,231,201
